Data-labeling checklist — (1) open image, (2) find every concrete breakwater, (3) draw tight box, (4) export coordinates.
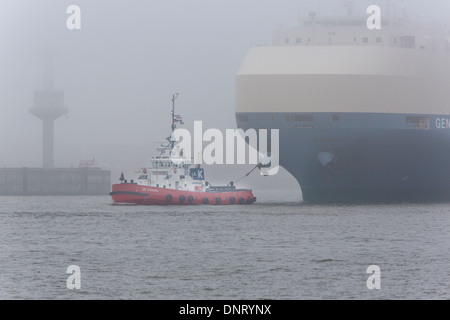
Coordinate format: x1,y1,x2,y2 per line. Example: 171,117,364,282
0,167,111,196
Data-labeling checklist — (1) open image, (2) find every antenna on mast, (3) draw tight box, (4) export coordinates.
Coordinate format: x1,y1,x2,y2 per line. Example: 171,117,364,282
171,93,179,133
344,0,354,16
384,0,395,17
169,93,180,149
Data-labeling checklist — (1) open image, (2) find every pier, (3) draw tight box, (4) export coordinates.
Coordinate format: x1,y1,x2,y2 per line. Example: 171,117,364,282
0,167,111,196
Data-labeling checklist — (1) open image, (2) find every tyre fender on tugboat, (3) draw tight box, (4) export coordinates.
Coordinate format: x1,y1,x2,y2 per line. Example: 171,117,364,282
179,195,186,203
230,197,236,204
238,197,245,204
188,195,194,203
166,194,173,202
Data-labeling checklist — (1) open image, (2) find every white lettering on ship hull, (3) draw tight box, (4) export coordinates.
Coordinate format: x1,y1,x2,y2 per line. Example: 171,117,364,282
435,118,450,129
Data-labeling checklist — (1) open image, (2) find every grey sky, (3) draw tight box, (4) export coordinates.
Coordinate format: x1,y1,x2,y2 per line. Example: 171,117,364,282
1,0,449,190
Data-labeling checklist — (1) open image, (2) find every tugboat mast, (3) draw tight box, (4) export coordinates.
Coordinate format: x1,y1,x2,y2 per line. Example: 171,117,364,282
170,93,179,149
171,93,179,133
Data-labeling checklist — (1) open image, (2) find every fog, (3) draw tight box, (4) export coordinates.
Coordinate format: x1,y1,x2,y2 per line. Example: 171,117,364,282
1,0,449,191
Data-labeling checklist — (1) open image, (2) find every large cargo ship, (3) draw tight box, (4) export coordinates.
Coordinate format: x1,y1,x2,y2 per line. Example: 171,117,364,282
236,6,450,202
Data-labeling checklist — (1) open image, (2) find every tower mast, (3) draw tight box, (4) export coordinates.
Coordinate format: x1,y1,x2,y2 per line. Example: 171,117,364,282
29,50,67,168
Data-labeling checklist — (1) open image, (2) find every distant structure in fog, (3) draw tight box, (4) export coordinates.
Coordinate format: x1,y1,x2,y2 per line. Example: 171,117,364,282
0,49,113,197
29,51,67,168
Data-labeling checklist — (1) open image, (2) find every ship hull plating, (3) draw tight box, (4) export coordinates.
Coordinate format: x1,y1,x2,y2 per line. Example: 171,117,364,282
237,112,450,203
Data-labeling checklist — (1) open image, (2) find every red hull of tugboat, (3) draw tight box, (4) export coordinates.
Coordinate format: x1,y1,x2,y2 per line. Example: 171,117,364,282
110,183,257,205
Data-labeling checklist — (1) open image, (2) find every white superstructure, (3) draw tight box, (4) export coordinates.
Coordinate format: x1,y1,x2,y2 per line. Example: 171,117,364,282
236,13,450,115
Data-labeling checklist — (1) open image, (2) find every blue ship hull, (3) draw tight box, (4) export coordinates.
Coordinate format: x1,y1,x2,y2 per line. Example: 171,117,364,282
236,112,450,203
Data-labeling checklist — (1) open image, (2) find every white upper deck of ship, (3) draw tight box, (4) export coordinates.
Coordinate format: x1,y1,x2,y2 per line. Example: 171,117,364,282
273,11,450,53
236,4,450,115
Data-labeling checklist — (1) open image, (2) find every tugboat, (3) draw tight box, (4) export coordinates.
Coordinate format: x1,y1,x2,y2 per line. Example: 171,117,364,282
110,94,257,205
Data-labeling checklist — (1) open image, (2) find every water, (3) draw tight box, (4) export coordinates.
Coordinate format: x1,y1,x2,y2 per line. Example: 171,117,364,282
0,189,449,300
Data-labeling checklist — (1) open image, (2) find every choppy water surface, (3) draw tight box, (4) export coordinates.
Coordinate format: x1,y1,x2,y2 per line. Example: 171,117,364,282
0,189,449,299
